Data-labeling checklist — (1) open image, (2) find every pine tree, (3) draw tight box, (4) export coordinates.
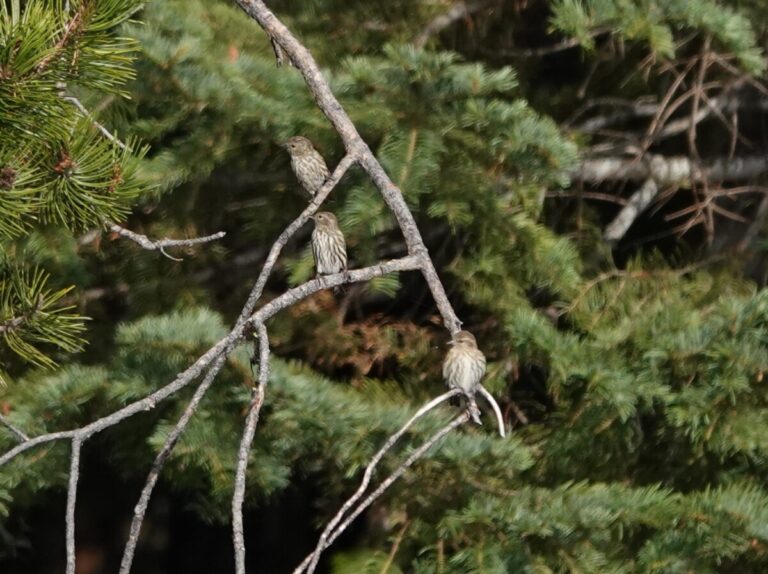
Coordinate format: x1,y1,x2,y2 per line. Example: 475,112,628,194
0,0,147,381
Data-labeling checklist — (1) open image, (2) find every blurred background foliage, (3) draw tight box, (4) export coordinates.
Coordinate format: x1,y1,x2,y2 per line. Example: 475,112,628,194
3,0,768,572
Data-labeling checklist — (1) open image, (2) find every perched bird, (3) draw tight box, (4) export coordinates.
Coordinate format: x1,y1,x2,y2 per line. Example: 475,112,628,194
443,330,485,424
281,136,330,197
311,212,347,291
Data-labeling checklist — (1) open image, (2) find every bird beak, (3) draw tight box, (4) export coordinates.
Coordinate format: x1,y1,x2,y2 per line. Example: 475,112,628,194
446,340,455,346
277,140,288,148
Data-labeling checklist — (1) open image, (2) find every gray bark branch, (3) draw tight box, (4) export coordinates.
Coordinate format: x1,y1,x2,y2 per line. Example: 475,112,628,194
575,154,768,185
234,0,463,335
118,353,230,574
109,224,226,261
233,324,270,574
298,413,471,572
300,389,461,574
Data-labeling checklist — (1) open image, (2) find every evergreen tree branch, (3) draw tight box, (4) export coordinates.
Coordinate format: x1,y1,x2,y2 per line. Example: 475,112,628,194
234,0,463,335
109,224,227,261
302,389,461,574
118,353,230,574
0,413,29,443
296,412,471,574
233,323,270,574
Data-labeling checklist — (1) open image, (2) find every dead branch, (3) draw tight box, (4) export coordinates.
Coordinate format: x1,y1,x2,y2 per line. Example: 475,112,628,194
603,178,659,244
63,95,128,150
575,154,768,185
234,0,463,335
118,353,230,574
0,257,422,469
65,437,83,574
296,413,471,574
233,324,270,574
302,390,461,574
109,224,227,261
413,1,487,49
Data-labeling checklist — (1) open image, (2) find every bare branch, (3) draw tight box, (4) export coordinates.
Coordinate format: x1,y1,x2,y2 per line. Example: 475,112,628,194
603,178,659,244
574,154,768,185
477,385,505,438
0,257,420,469
297,413,471,573
63,95,128,150
65,437,83,574
0,413,30,442
302,389,461,574
413,1,487,49
233,324,270,574
234,0,463,335
109,224,226,261
118,353,229,574
248,256,422,326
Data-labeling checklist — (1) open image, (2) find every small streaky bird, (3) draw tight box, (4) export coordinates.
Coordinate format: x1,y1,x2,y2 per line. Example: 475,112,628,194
443,330,485,424
281,136,330,197
311,212,347,292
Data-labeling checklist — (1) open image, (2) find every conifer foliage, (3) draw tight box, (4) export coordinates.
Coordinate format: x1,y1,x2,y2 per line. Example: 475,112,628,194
3,1,768,573
0,0,146,376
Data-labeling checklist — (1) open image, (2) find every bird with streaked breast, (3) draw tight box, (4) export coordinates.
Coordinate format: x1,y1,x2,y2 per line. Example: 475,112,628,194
311,212,348,295
280,136,330,197
443,330,485,424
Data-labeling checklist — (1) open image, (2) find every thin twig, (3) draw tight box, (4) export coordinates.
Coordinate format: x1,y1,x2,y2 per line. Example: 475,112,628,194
379,519,410,574
297,413,470,573
0,413,30,442
302,390,460,574
109,224,226,261
477,385,505,437
118,353,230,574
63,95,127,150
233,324,270,574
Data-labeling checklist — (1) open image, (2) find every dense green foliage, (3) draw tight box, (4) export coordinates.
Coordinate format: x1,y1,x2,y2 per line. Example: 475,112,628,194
0,0,147,378
3,0,768,572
